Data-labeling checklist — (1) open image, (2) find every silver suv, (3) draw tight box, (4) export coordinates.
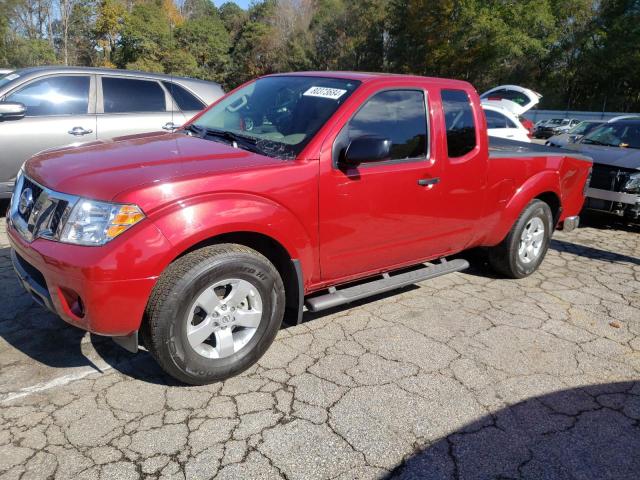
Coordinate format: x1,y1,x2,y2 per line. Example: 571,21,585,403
0,67,224,198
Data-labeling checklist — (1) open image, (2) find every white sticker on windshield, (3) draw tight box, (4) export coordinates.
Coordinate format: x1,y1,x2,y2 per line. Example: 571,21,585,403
303,86,347,100
4,73,19,81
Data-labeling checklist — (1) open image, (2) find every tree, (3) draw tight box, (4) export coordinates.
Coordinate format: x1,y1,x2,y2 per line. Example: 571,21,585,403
176,13,231,82
118,0,182,72
94,0,125,66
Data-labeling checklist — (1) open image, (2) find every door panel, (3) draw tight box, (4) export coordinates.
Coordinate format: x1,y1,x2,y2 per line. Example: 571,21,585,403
0,116,97,183
0,74,96,184
96,76,174,140
319,89,448,281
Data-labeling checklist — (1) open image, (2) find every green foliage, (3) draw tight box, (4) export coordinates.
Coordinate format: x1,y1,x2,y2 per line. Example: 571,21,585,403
175,13,231,82
0,0,639,111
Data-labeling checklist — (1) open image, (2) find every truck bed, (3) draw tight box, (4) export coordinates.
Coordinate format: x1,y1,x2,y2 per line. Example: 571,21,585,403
488,137,592,162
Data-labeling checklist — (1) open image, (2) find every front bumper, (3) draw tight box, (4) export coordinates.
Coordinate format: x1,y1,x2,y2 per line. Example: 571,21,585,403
7,217,171,338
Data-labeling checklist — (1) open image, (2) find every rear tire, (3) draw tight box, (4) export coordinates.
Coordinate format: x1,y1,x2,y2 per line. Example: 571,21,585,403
142,244,285,385
488,199,553,279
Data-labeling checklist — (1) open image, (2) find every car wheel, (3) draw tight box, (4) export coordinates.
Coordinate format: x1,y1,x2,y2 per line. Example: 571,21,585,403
488,199,553,279
142,244,285,385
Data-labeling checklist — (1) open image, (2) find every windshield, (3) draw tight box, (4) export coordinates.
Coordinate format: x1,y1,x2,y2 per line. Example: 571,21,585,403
581,121,640,149
547,119,563,125
191,76,361,159
569,121,602,135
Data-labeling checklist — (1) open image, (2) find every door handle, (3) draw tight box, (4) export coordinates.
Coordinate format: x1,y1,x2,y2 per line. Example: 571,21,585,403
68,126,93,136
418,177,440,187
163,122,177,131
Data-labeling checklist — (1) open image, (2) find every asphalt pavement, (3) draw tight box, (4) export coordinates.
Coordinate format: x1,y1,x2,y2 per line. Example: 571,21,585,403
1,201,639,479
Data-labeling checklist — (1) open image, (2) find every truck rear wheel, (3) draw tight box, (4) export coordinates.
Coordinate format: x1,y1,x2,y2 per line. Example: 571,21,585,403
142,244,285,385
488,199,553,279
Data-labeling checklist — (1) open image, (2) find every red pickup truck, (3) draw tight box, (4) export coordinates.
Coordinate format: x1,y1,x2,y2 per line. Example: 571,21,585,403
7,72,591,384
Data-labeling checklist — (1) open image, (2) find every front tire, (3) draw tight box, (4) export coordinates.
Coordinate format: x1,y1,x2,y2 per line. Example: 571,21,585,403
142,244,285,385
488,199,553,279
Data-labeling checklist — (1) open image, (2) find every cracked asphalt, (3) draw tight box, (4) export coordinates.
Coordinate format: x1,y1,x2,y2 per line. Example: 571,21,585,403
1,202,639,479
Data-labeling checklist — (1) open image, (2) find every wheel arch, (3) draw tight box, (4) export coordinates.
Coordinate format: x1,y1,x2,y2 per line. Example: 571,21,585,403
165,231,303,326
535,191,562,226
485,171,562,246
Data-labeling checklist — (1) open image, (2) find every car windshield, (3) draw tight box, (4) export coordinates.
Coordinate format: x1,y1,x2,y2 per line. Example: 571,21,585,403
191,76,361,160
581,121,640,149
569,121,601,135
547,119,563,125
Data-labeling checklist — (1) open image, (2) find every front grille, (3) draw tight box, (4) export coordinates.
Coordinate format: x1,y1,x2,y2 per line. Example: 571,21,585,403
10,174,77,243
589,164,635,192
17,177,43,223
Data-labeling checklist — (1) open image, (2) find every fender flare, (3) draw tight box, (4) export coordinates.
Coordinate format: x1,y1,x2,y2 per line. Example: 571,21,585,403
149,192,316,283
485,171,562,246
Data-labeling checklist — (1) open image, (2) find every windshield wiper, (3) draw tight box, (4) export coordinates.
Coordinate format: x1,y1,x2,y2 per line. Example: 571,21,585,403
183,124,204,136
204,128,257,144
582,138,612,147
198,127,267,155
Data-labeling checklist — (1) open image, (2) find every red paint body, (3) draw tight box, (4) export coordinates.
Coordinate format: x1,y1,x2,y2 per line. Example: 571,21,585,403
7,72,591,337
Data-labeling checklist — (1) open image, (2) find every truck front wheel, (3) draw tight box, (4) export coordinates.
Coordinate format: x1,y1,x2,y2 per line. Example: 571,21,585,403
488,199,553,279
142,244,285,385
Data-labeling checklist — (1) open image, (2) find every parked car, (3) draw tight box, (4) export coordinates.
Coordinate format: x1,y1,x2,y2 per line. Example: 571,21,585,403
566,118,640,219
519,116,535,138
535,118,581,139
482,102,531,142
7,72,591,384
480,85,542,143
0,66,224,198
546,120,605,147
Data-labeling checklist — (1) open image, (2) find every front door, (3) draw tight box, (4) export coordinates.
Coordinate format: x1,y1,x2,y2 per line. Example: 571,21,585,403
318,89,447,282
0,74,96,187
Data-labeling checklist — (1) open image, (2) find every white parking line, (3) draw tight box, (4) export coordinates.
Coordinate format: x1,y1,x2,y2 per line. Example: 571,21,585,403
1,364,114,403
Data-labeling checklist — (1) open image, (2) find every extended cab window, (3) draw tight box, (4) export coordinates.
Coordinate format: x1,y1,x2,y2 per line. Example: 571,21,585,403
7,75,90,116
442,89,477,157
102,77,166,113
347,90,427,160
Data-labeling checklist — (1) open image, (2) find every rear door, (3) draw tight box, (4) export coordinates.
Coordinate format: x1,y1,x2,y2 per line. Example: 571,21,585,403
0,74,96,186
96,76,174,140
318,88,447,281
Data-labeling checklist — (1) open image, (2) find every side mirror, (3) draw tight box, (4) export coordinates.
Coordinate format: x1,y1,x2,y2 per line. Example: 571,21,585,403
341,136,391,166
0,102,26,121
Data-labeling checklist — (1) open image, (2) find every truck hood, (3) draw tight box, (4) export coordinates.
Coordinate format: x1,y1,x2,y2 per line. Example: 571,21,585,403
565,143,640,170
25,132,285,200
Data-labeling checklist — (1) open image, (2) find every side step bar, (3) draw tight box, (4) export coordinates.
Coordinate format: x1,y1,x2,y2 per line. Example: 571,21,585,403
305,258,469,312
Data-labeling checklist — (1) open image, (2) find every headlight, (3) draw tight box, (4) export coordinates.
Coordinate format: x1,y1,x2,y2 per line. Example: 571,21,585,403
59,199,145,246
623,172,640,194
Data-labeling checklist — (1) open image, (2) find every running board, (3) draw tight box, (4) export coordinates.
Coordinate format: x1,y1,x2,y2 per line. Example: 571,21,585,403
305,259,469,312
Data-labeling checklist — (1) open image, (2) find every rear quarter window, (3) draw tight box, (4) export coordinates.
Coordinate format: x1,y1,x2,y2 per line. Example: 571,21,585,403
162,81,205,111
442,89,477,157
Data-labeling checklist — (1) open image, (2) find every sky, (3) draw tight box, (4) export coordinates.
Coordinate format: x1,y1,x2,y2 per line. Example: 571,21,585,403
213,0,251,8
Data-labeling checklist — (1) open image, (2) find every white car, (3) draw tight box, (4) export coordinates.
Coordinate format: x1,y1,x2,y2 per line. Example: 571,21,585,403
480,85,542,143
481,102,531,142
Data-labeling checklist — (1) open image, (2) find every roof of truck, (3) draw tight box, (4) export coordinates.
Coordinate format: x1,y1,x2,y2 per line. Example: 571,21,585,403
266,71,472,87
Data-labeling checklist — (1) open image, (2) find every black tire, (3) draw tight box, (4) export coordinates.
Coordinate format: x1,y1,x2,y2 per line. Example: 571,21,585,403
488,199,553,279
142,244,285,385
